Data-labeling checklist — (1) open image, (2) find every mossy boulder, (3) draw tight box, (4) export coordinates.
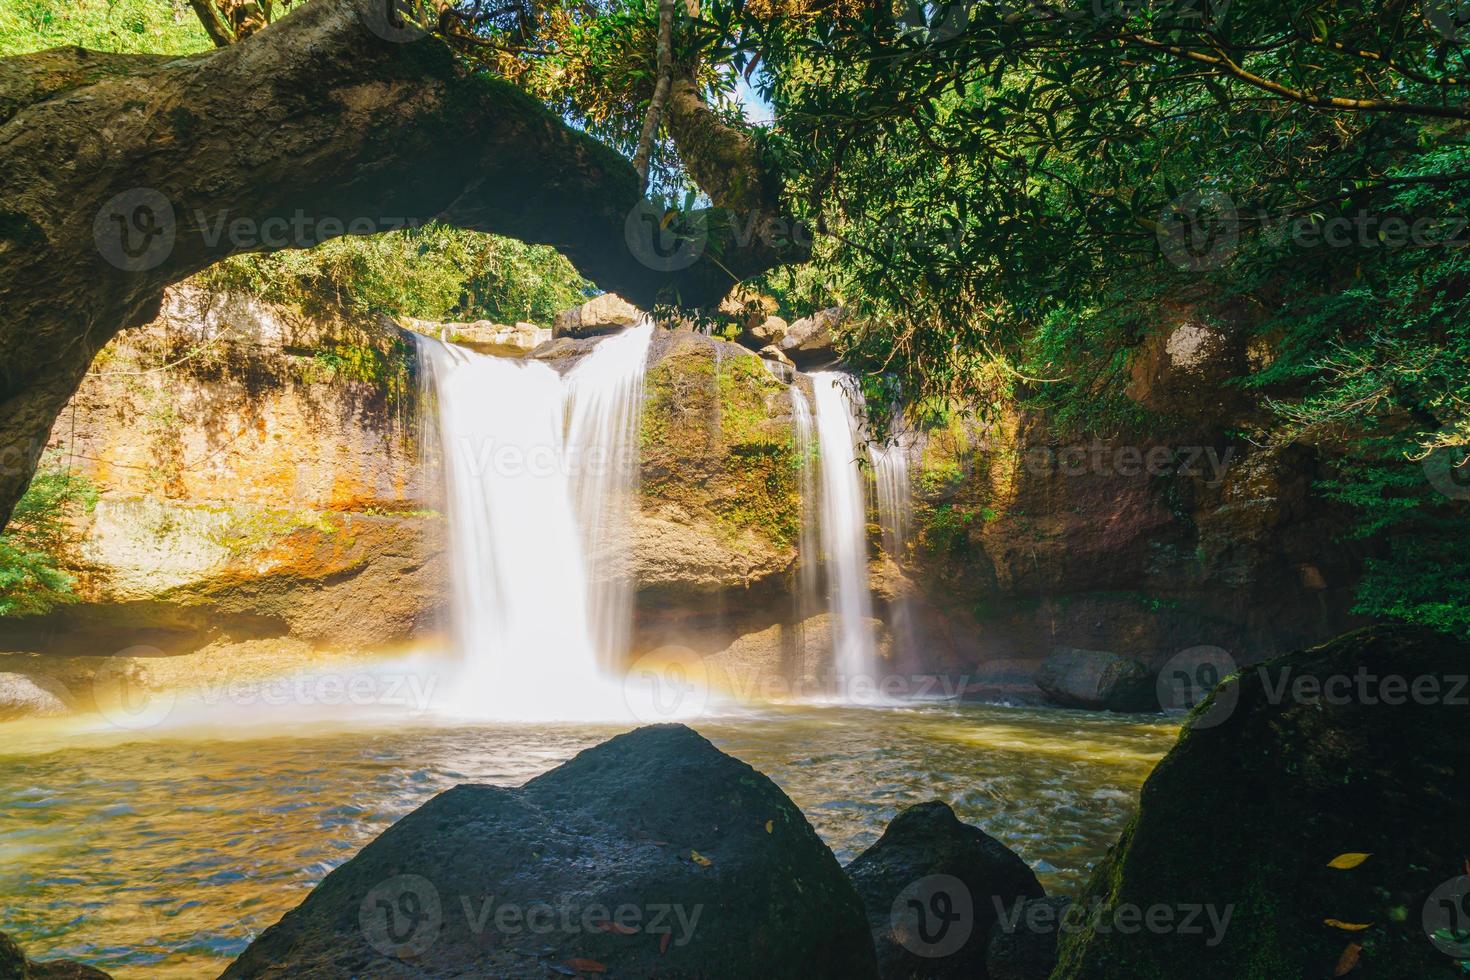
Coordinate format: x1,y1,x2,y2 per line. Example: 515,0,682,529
1035,648,1155,712
846,801,1044,978
223,724,878,979
636,330,800,595
1052,625,1470,979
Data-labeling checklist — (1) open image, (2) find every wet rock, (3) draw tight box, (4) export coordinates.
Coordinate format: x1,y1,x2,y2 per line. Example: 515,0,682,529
425,319,551,356
0,931,113,979
1035,647,1154,712
1053,626,1470,980
958,660,1047,706
0,673,67,720
553,292,642,337
748,315,789,346
0,932,22,978
985,896,1070,980
396,315,551,355
846,800,1044,979
778,307,843,368
224,724,878,979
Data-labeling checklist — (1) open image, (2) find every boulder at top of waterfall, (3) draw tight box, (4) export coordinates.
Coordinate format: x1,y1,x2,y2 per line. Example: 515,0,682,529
1052,626,1470,980
1034,647,1155,712
0,673,67,721
985,896,1071,980
451,320,551,356
553,292,642,337
223,724,878,979
747,315,789,346
0,931,113,979
845,801,1044,979
778,307,843,368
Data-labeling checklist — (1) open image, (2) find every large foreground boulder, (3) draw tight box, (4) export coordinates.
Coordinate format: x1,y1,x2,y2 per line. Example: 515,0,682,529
846,801,1044,978
984,896,1070,980
1053,626,1470,979
0,931,112,979
224,724,877,978
1034,647,1154,712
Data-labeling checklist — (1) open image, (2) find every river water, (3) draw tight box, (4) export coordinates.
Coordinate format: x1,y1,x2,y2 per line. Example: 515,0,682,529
0,702,1174,977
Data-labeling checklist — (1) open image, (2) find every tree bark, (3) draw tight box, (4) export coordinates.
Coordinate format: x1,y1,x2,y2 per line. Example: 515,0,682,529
631,0,676,191
0,0,805,529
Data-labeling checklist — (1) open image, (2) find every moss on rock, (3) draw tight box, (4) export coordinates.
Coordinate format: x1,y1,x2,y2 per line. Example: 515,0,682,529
640,333,799,555
1052,625,1470,980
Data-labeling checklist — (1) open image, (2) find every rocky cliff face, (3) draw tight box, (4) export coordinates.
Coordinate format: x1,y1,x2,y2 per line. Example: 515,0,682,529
2,287,1366,696
2,285,443,656
896,311,1366,682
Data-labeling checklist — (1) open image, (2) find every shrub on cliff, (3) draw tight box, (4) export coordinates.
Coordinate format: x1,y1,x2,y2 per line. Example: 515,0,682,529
0,452,96,617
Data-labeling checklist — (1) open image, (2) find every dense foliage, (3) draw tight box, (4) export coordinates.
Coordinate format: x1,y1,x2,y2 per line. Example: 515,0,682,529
199,223,593,324
718,0,1470,635
0,0,208,55
7,0,1468,634
0,454,97,617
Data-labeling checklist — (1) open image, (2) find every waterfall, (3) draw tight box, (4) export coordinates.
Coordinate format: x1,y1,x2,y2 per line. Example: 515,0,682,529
869,418,917,662
790,386,824,660
809,371,879,685
565,325,652,669
416,322,653,720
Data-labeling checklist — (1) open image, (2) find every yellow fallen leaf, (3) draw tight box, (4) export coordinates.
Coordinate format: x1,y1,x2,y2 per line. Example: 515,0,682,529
765,820,773,834
690,850,711,867
1324,919,1372,932
1327,853,1372,870
565,958,606,974
1334,942,1362,976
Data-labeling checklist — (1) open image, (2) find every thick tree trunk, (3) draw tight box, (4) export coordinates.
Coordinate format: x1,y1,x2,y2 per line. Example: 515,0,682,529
0,0,804,529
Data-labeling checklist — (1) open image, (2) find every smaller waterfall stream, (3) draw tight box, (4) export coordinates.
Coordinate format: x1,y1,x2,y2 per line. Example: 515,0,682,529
809,372,879,685
870,418,917,663
418,322,653,720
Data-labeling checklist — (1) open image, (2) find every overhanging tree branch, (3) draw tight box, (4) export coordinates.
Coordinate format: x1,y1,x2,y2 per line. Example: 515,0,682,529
632,0,676,191
0,0,807,530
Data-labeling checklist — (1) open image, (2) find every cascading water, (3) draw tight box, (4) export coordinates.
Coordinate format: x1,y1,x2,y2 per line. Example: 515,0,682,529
869,419,917,662
416,322,653,720
809,371,879,686
790,386,824,664
565,325,653,668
